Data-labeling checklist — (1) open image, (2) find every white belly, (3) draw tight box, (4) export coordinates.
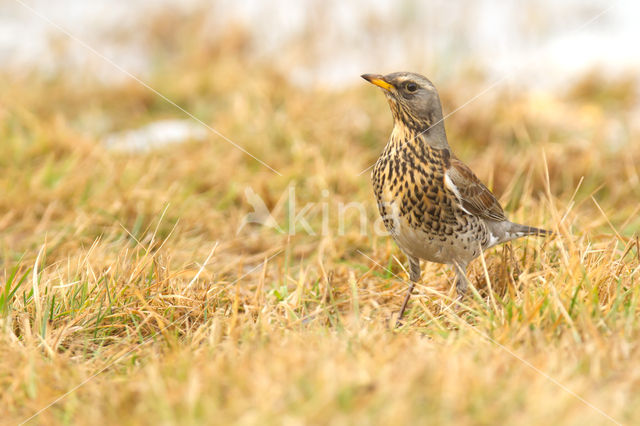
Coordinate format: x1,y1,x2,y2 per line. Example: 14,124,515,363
385,203,484,265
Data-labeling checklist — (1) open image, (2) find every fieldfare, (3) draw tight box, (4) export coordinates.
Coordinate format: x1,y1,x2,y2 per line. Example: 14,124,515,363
362,72,551,322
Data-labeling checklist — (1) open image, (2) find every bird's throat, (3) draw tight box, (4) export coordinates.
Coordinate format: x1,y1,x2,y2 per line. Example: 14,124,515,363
388,123,449,154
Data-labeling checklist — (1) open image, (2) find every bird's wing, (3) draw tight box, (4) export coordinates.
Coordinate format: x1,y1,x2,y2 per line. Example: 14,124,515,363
444,158,507,222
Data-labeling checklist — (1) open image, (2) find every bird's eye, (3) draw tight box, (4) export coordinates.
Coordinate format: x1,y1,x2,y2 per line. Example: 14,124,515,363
406,82,418,92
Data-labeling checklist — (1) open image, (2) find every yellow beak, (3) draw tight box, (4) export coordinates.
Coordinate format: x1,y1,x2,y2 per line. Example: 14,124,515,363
361,74,393,91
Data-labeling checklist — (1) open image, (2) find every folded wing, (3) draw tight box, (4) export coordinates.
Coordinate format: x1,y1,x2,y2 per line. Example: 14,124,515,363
444,158,507,222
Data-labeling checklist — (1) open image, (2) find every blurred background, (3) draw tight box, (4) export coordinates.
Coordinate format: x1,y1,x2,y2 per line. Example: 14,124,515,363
1,0,639,248
1,0,639,260
2,0,639,154
2,0,639,87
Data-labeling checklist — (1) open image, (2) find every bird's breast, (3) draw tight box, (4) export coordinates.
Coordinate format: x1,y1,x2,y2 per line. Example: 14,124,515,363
371,142,489,263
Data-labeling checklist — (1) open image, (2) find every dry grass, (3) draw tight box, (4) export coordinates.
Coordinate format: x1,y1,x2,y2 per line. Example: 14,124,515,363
1,12,640,426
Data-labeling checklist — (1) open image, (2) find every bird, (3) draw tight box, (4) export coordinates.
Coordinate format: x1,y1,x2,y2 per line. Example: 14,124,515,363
361,71,552,323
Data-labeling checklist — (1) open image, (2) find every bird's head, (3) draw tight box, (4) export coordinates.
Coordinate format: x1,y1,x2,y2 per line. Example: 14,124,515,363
361,72,447,145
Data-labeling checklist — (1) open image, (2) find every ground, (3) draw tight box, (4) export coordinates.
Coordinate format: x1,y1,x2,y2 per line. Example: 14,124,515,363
1,19,639,426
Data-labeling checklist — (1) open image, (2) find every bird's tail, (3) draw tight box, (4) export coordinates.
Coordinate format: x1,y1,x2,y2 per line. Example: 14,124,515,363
507,223,554,239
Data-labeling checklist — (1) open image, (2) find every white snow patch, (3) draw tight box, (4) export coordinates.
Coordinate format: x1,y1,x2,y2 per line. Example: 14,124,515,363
102,119,208,153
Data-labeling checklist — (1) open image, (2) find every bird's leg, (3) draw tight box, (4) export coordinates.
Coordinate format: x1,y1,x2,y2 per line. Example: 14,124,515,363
453,262,469,296
396,256,420,326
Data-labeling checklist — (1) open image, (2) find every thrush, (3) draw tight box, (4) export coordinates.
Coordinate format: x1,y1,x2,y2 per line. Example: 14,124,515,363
362,71,551,322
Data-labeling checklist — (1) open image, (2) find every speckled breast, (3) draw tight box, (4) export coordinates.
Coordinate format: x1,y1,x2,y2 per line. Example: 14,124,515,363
371,145,488,264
